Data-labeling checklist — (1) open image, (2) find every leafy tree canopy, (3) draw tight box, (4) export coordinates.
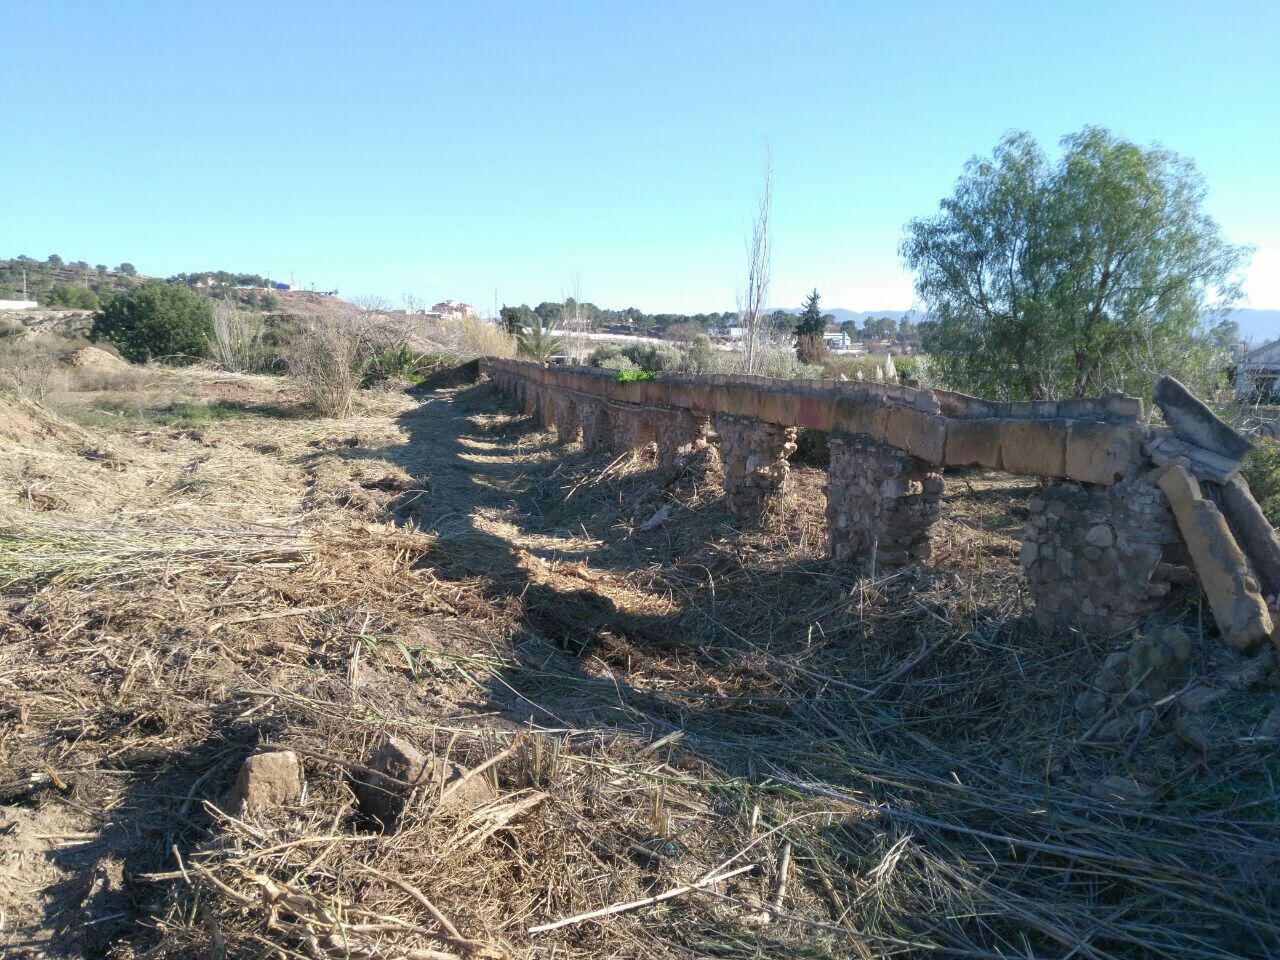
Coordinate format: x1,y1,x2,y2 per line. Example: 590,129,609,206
901,126,1249,400
91,280,214,364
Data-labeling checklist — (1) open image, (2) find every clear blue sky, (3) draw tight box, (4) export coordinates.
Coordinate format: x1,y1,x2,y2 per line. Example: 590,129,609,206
3,1,1278,315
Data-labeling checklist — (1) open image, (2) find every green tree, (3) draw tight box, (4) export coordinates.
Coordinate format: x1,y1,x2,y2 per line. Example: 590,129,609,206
116,262,138,276
901,127,1249,400
500,303,535,336
517,315,564,361
91,281,214,363
48,283,100,309
795,293,825,337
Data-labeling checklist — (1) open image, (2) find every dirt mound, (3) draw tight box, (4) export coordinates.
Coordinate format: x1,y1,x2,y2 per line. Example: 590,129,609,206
67,345,130,372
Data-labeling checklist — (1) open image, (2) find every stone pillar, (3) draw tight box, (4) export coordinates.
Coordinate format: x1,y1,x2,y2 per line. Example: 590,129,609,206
656,411,711,472
609,407,656,456
554,394,581,444
578,399,611,453
538,390,556,430
520,383,538,417
1021,477,1191,633
827,434,943,567
713,414,797,517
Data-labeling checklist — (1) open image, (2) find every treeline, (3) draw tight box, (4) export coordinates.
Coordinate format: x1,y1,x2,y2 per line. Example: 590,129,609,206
0,255,281,313
0,255,141,307
498,297,924,345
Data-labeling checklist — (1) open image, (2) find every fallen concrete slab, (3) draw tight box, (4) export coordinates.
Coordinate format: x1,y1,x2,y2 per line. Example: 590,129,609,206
1154,461,1275,652
1153,376,1253,461
1220,476,1280,601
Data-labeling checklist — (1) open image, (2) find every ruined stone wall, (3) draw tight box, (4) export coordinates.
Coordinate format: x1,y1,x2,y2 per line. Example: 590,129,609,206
1021,478,1191,634
827,434,944,568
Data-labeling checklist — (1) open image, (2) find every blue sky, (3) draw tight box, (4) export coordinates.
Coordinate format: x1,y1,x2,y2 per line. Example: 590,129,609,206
3,1,1278,315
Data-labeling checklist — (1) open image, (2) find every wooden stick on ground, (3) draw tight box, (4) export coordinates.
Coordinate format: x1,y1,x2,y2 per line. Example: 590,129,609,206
527,863,757,934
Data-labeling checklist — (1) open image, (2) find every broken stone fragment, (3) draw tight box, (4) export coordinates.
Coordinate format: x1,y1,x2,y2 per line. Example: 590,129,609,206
1143,434,1241,484
1152,376,1253,462
1153,461,1274,652
1219,476,1280,600
228,750,303,815
355,736,496,825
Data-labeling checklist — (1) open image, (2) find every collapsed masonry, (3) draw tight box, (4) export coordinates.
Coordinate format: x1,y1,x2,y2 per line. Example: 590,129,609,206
484,359,1280,652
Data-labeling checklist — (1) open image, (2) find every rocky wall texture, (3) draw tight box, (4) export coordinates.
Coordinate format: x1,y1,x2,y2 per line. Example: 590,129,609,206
1021,478,1192,634
609,408,656,454
578,399,611,453
827,434,943,567
656,411,710,472
554,394,581,443
538,390,556,430
713,414,797,517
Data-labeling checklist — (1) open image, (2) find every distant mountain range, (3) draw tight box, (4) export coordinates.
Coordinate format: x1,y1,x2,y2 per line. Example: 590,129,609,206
1231,309,1279,345
774,307,1277,345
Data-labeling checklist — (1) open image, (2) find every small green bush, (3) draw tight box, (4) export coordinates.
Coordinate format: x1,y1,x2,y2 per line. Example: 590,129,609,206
613,368,656,383
1242,437,1280,527
48,283,100,310
90,281,213,364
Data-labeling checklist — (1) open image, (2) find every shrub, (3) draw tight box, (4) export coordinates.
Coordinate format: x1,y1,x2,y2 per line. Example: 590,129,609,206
599,355,639,372
210,300,268,373
795,333,830,365
1242,438,1280,528
290,309,360,417
49,283,100,310
613,368,656,383
90,281,213,364
587,341,681,373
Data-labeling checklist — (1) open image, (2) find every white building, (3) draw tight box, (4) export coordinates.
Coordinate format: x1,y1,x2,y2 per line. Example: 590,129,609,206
0,300,38,310
1236,340,1280,399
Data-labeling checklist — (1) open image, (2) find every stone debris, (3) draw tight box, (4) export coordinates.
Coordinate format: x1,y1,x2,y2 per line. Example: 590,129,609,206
1152,376,1253,462
1177,682,1228,714
355,736,496,826
1077,629,1193,738
1144,434,1241,484
1154,461,1274,652
1218,649,1277,691
228,750,303,815
639,504,673,531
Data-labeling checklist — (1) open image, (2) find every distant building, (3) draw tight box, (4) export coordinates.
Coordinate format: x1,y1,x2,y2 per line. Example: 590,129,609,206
1236,340,1280,399
0,299,38,310
430,300,475,320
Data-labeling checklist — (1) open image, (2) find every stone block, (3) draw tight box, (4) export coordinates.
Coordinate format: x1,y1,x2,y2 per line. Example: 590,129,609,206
228,750,303,815
1065,421,1141,485
1000,419,1067,477
943,418,1003,469
355,737,496,826
885,405,946,464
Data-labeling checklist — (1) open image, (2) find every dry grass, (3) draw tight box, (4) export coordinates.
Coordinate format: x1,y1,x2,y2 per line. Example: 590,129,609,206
0,363,1277,960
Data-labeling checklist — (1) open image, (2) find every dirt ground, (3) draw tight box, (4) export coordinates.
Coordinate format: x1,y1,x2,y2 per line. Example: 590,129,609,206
1,365,1278,959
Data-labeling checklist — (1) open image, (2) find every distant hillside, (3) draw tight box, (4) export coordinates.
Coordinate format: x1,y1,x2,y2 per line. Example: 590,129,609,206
0,257,144,306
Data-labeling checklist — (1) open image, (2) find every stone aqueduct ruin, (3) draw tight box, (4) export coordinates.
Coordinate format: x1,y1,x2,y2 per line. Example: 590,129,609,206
481,358,1280,653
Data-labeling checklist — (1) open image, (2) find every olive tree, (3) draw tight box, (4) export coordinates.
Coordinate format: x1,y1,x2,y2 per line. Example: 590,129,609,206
901,127,1250,400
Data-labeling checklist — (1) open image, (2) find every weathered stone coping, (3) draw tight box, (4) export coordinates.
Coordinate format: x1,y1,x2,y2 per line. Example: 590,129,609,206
481,358,1146,486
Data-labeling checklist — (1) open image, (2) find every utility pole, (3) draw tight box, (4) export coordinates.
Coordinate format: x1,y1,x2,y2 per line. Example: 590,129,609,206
22,269,28,300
